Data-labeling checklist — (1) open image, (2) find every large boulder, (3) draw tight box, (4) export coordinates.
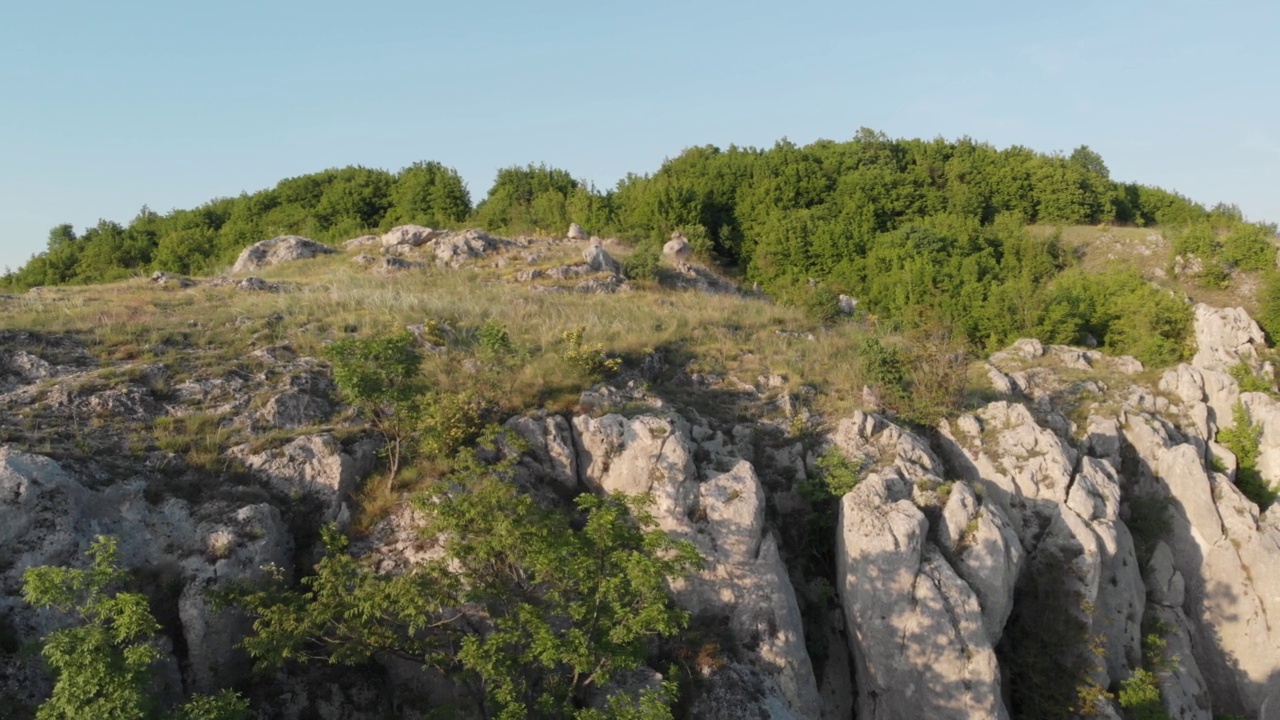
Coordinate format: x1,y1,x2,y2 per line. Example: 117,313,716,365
431,229,508,267
1190,303,1266,373
663,232,691,260
582,239,622,275
380,225,444,248
567,222,588,240
0,446,295,699
231,236,334,273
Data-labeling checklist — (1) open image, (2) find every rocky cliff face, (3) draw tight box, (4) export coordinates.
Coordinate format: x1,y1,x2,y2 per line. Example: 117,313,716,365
3,273,1280,719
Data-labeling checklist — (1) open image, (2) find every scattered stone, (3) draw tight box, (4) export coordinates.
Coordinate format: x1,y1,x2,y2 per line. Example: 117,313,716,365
837,294,857,315
150,271,195,288
342,234,380,250
367,256,425,275
567,222,587,240
575,276,630,294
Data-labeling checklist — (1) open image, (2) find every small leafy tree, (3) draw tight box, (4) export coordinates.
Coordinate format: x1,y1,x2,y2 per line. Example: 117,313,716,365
22,536,248,720
562,326,622,378
233,447,700,719
1217,401,1278,510
324,330,424,487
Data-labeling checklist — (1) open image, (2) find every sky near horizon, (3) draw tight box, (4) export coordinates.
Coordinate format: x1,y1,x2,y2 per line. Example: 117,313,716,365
2,0,1278,273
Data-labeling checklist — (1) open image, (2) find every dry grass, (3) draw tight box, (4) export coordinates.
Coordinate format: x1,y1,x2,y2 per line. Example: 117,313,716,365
1033,224,1265,313
0,248,881,442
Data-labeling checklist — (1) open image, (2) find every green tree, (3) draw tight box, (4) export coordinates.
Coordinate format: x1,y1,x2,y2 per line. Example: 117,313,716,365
324,330,424,486
22,536,248,720
234,449,700,720
388,161,472,228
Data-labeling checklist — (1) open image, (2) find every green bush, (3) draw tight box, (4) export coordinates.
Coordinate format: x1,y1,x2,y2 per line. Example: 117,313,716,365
324,330,424,485
22,537,248,720
1117,669,1169,720
1217,401,1278,510
1228,363,1272,394
622,242,662,281
561,326,622,378
232,450,701,720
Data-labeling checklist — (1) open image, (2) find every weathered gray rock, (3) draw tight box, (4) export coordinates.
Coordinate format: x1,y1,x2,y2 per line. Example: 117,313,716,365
936,482,1023,642
567,222,587,240
504,414,578,491
380,225,443,248
230,434,358,523
257,391,330,429
837,294,857,315
232,236,334,273
1144,441,1280,716
828,411,943,484
582,239,622,275
837,472,1008,720
1190,303,1266,373
150,271,195,288
662,233,691,260
341,234,380,250
938,401,1077,546
180,504,292,693
431,229,508,267
569,412,820,717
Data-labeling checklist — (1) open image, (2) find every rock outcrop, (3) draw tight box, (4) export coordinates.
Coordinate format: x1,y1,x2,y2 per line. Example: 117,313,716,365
566,408,821,718
380,225,444,248
231,235,335,273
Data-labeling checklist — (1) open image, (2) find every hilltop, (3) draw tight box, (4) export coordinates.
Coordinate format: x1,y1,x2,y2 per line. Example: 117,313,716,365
2,132,1280,719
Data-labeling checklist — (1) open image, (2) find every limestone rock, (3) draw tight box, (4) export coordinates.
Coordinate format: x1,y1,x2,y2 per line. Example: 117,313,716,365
568,412,820,717
232,235,334,273
1191,303,1266,373
663,233,691,260
180,504,293,693
369,256,425,275
567,222,587,240
828,411,943,484
936,482,1023,642
582,239,622,275
257,391,331,429
837,473,1008,720
341,234,380,250
431,229,508,267
503,414,578,491
380,225,443,248
150,271,195,288
230,434,358,523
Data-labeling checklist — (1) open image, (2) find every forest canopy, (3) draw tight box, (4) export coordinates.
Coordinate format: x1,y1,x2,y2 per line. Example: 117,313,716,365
6,130,1276,364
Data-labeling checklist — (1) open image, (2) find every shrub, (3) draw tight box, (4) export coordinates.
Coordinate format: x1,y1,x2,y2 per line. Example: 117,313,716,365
1228,363,1272,394
562,326,622,378
232,450,701,720
416,391,488,460
477,320,515,364
1117,669,1168,720
22,536,248,720
1217,401,1278,510
622,242,662,281
324,330,424,486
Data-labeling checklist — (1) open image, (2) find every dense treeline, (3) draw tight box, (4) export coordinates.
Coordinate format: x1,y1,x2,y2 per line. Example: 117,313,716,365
7,130,1276,364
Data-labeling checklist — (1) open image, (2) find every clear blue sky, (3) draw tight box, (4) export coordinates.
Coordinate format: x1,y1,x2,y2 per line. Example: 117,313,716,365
3,0,1278,272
